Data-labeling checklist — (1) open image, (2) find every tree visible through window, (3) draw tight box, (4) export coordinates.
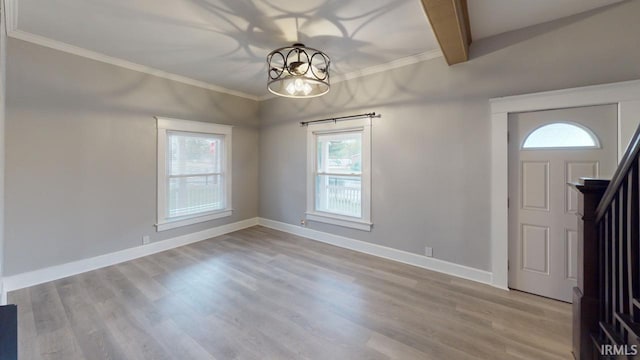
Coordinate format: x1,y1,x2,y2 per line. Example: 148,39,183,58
167,132,224,218
156,117,232,231
306,118,372,231
315,132,363,217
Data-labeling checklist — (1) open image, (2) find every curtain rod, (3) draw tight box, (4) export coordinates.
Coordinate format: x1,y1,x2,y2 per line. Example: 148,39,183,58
300,112,376,127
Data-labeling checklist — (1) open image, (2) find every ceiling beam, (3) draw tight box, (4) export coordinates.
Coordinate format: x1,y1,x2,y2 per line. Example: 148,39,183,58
421,0,472,65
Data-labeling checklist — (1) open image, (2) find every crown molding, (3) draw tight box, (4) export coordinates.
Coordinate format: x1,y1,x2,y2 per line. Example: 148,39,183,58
8,29,261,101
259,48,443,101
332,48,443,84
6,23,442,103
3,0,18,32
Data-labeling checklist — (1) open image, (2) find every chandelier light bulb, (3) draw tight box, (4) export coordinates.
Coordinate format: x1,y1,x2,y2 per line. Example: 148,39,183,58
286,82,296,95
303,82,312,95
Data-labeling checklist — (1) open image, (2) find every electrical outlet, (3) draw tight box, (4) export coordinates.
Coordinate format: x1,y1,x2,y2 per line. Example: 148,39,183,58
142,235,150,245
300,219,306,226
425,246,433,257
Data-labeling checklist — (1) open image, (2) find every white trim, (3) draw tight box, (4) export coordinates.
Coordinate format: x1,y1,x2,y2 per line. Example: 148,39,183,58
490,79,640,290
7,30,260,101
305,212,372,231
156,210,233,231
157,126,167,225
258,218,493,285
156,117,233,134
0,218,259,296
156,117,233,232
0,0,8,306
618,100,640,160
3,0,17,32
306,118,372,231
0,281,5,305
260,49,444,101
490,80,640,112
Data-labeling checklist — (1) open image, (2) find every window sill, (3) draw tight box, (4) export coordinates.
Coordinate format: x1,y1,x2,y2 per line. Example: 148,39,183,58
305,212,372,232
156,209,233,231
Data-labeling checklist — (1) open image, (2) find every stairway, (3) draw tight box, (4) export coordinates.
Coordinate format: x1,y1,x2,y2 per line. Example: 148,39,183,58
575,121,640,359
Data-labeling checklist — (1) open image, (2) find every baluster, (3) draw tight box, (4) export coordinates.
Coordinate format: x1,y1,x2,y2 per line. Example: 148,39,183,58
334,185,337,210
353,188,356,214
634,162,640,322
618,183,628,335
345,187,348,213
605,211,611,324
612,199,618,331
332,185,336,210
351,188,355,214
600,219,606,328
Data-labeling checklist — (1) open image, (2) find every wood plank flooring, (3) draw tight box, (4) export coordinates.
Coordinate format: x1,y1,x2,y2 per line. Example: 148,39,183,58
8,226,572,359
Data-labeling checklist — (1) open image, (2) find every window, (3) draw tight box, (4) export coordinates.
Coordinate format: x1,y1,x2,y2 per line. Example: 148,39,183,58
156,117,232,231
306,118,372,231
522,122,600,149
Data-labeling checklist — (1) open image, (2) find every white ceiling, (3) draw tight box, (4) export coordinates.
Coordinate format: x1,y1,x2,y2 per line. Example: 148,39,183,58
468,0,624,39
15,0,625,99
16,0,438,98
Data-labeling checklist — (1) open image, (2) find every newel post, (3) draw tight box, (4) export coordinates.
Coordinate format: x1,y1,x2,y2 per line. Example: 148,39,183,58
571,178,609,360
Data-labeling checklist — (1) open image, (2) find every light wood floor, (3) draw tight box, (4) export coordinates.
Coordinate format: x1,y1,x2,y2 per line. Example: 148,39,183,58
9,226,572,360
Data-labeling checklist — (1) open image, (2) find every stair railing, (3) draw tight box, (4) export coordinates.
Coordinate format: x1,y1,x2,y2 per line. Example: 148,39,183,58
574,122,640,359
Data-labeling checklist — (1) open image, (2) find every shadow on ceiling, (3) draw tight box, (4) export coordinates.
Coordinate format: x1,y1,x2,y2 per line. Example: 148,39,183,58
79,0,418,83
470,0,630,60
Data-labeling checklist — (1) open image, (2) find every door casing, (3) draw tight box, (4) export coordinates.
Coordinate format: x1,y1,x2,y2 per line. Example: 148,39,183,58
490,79,640,290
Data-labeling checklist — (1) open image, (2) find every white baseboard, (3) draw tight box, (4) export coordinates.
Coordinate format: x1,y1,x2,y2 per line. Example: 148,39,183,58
1,216,496,303
1,217,259,300
257,218,495,286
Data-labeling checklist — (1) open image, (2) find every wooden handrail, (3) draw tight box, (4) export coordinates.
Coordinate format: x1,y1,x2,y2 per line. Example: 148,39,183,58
596,121,640,221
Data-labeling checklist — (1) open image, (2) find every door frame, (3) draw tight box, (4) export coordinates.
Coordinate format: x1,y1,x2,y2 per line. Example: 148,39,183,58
490,79,640,290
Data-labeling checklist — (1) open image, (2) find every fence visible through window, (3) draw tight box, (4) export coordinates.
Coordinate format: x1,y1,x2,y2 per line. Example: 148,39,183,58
321,178,362,217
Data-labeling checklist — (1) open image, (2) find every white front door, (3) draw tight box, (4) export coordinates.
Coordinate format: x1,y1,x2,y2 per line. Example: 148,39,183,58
508,105,617,302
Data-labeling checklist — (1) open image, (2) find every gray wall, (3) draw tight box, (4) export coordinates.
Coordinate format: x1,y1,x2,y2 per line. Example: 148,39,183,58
259,0,640,271
5,39,259,275
4,0,640,277
0,1,6,291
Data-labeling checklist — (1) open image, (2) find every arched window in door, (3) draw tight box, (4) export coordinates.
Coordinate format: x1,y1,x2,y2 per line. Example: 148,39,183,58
522,122,600,149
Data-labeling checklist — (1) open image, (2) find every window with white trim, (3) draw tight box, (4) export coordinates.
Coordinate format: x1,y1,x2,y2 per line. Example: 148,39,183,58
156,117,232,231
306,118,372,231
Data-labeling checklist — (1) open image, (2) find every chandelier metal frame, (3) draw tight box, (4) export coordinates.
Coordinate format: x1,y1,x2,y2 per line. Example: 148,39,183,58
267,43,331,98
